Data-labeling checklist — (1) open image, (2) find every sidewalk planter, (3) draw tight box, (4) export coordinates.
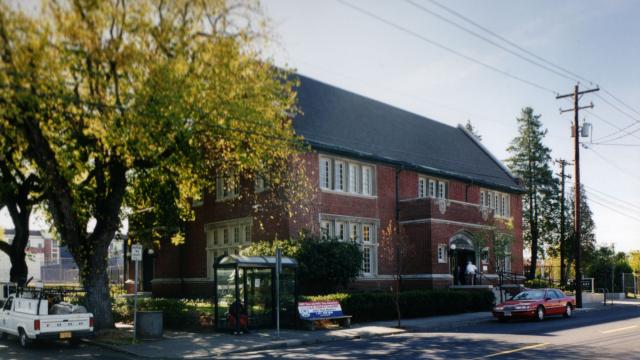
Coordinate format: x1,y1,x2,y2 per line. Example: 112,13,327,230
136,311,163,338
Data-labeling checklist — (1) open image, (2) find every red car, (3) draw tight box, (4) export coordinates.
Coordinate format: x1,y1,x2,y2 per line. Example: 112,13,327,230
493,288,576,321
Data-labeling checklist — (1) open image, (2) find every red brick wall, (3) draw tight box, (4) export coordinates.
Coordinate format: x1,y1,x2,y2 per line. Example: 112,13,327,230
153,149,524,296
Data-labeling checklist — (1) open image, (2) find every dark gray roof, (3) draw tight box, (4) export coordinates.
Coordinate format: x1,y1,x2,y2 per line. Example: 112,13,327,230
293,74,523,192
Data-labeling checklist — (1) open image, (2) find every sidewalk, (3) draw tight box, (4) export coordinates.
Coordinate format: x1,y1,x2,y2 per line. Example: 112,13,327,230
88,301,638,359
88,311,494,359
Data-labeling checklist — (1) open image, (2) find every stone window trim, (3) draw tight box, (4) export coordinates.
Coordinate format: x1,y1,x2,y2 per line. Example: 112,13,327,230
318,154,377,198
418,175,449,200
479,188,511,218
318,213,379,276
204,217,252,279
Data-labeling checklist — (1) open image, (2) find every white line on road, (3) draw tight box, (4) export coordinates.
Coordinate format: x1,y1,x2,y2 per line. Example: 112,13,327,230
476,343,548,358
600,325,637,334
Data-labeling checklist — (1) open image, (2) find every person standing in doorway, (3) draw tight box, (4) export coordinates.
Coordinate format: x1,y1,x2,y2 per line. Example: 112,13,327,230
466,261,478,285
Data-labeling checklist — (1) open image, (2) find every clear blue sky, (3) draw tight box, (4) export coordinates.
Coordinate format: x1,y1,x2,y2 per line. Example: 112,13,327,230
260,0,640,253
2,0,639,254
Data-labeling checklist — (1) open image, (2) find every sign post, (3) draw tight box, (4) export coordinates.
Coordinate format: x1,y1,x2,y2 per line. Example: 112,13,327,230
275,248,281,338
131,244,143,341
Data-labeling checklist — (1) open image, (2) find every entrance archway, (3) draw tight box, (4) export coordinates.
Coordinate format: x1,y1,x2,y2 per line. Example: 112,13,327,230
448,232,476,285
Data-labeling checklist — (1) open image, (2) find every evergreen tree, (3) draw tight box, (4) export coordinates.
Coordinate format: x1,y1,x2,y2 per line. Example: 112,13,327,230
506,107,557,279
464,120,482,141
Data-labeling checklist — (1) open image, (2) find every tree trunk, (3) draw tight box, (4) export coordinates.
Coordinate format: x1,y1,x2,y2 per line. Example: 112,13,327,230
9,250,28,286
82,243,114,330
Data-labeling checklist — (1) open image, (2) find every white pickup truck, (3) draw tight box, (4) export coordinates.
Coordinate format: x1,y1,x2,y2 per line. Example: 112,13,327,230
0,286,94,348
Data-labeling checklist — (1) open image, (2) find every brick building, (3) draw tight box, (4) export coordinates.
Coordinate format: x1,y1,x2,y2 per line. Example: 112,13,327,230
151,75,524,297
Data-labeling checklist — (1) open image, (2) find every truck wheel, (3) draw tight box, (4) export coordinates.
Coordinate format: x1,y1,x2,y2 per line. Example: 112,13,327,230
18,329,31,348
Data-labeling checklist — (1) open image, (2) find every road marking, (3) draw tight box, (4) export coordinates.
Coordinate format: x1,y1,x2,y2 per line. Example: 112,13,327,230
477,343,548,358
600,325,637,334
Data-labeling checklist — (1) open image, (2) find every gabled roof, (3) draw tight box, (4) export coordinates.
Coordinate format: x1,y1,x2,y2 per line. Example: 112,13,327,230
292,74,523,193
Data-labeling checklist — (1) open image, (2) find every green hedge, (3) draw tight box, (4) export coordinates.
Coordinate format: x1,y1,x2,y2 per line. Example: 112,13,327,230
303,290,494,323
112,297,212,329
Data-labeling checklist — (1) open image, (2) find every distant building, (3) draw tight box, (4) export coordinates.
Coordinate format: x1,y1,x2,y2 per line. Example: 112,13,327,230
0,229,57,282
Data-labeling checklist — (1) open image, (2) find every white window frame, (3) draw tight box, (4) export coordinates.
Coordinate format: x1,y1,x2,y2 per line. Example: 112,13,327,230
428,179,436,197
418,177,427,198
437,244,447,263
362,166,373,196
216,176,239,201
319,157,332,190
321,220,331,239
254,176,265,193
437,181,447,199
334,160,345,191
348,163,360,193
481,247,489,265
204,217,252,278
336,221,346,241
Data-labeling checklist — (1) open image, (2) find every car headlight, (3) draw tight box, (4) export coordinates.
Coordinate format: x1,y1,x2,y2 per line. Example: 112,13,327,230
494,306,504,311
514,305,529,310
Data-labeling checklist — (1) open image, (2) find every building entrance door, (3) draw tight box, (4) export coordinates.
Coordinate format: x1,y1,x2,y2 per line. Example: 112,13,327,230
450,249,476,285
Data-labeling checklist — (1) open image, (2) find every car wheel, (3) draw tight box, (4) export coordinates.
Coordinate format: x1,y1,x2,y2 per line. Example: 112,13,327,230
535,306,545,321
0,331,7,340
563,304,573,318
19,329,30,349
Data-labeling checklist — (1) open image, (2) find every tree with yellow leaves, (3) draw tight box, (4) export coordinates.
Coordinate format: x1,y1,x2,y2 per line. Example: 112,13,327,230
0,0,309,329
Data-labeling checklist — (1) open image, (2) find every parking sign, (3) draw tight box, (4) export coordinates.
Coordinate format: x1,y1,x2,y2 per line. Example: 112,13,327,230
131,244,143,261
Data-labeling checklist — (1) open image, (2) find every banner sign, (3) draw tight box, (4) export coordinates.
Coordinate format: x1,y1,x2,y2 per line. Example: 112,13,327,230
298,301,344,320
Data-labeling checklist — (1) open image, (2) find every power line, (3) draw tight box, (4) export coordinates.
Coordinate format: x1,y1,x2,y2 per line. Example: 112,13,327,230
587,196,640,224
584,110,640,142
584,185,640,213
585,146,640,184
422,0,594,85
589,142,640,147
404,0,578,83
418,0,640,146
336,0,557,94
602,88,640,118
593,93,640,141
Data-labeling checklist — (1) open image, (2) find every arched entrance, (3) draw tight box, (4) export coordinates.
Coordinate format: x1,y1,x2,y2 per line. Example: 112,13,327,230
449,232,476,285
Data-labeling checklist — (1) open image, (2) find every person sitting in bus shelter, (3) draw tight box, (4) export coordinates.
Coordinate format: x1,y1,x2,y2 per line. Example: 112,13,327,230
226,300,249,333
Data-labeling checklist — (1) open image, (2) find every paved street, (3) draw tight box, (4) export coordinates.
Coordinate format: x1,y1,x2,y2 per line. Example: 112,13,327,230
1,304,639,359
0,338,136,360
224,304,640,359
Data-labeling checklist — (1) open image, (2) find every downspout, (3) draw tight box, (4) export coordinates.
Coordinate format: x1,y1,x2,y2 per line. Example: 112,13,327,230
395,167,401,233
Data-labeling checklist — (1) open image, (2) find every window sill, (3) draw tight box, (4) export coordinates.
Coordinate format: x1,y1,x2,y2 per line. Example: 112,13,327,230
320,188,377,199
215,196,239,203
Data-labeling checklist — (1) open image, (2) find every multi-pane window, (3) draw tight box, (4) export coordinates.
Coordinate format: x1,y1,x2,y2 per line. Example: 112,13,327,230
481,247,489,264
320,157,331,189
334,160,345,191
362,166,373,196
363,248,372,274
205,218,252,278
350,223,359,242
320,216,377,276
480,189,510,217
428,180,436,197
419,177,447,199
418,177,427,198
216,176,239,201
319,155,375,196
321,220,331,239
254,176,266,193
336,222,346,241
437,244,447,263
349,163,359,193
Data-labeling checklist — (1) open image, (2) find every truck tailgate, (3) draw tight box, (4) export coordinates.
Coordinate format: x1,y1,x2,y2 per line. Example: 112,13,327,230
40,314,92,333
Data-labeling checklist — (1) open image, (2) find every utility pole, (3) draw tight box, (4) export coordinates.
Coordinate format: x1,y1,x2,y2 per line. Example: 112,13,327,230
557,84,599,308
555,159,572,287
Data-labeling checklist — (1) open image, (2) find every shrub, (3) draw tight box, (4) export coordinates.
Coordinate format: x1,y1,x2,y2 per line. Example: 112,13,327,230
242,234,363,295
111,297,212,329
304,290,494,323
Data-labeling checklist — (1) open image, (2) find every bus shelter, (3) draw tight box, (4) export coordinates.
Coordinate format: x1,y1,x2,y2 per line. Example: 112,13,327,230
213,255,298,333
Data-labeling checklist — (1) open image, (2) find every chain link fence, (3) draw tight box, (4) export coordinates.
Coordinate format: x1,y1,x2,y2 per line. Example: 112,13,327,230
40,257,124,286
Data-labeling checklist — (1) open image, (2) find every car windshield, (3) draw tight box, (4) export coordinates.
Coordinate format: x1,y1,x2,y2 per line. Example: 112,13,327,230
512,290,546,300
